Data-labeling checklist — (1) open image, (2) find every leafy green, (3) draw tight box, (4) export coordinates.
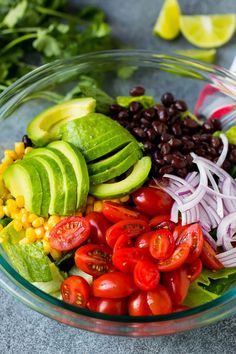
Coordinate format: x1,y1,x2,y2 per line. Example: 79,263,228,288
32,263,66,296
0,1,118,92
214,126,236,144
116,95,155,109
184,267,236,307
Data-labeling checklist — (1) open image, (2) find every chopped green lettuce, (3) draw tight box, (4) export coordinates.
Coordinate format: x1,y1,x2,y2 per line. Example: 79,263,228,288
116,95,155,109
214,126,236,144
184,267,236,307
32,263,66,295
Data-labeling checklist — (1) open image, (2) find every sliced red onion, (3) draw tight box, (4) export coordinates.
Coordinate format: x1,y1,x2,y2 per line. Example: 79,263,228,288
203,231,217,250
203,185,236,200
164,186,184,207
218,259,236,267
206,170,224,218
217,212,236,247
222,178,236,213
192,154,232,180
217,247,236,260
170,202,179,223
216,133,228,167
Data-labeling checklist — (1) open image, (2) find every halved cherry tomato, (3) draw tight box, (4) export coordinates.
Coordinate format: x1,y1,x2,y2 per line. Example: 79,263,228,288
172,305,190,312
132,187,173,217
134,260,160,291
113,234,133,253
173,224,188,240
135,231,153,250
158,244,190,272
128,291,152,316
106,218,149,248
147,284,172,315
49,216,90,251
149,229,175,260
85,212,111,244
200,240,224,270
75,244,114,277
149,215,175,232
162,267,190,305
186,258,202,283
112,247,151,273
87,297,127,315
92,272,137,298
61,275,90,307
102,201,148,223
176,223,204,263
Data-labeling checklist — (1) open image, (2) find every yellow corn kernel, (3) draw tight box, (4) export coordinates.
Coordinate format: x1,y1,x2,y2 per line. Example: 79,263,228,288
25,227,36,243
50,249,61,260
21,213,30,229
15,195,25,208
34,226,45,239
93,201,103,212
28,214,37,223
42,239,51,254
87,195,95,205
0,206,5,219
0,164,8,174
0,198,3,206
85,204,93,215
1,156,14,166
44,222,51,231
48,215,61,227
4,150,18,160
15,142,25,158
44,230,50,239
24,147,33,155
13,219,23,232
32,217,44,228
120,195,130,203
3,205,10,217
0,224,3,232
6,198,17,210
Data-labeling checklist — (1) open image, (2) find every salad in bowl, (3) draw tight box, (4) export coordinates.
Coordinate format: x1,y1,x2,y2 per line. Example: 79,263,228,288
0,50,236,335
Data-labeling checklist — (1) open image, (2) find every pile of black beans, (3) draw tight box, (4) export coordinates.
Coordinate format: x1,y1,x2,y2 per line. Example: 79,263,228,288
109,86,236,179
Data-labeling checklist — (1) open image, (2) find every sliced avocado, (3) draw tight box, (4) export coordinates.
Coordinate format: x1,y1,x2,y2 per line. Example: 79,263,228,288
60,113,138,161
90,147,143,185
24,154,64,215
116,96,155,109
3,160,42,215
26,158,50,217
90,156,152,199
88,141,141,175
26,147,77,215
27,98,96,146
48,141,89,210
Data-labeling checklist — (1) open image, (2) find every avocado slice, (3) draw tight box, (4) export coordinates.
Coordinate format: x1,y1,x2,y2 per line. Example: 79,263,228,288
89,147,143,185
24,154,64,215
89,156,152,199
27,98,96,146
3,160,43,215
26,147,77,215
48,141,89,210
88,141,142,175
60,113,138,161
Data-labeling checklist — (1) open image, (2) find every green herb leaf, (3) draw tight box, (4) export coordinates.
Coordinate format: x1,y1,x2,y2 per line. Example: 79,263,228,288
3,0,28,28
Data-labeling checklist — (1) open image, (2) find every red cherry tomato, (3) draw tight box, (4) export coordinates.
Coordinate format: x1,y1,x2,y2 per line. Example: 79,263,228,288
158,244,190,272
102,201,148,223
85,212,111,244
172,305,190,312
162,267,190,305
135,231,153,250
49,216,90,251
92,272,137,298
149,229,175,260
132,187,173,217
75,244,114,277
106,218,149,248
134,260,160,291
149,214,171,229
173,224,188,240
186,258,203,283
61,275,90,307
128,291,152,316
113,234,133,253
147,284,172,315
87,297,127,315
200,240,224,270
176,223,204,263
112,247,151,273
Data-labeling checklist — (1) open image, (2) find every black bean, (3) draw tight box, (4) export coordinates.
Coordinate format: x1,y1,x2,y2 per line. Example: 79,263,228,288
160,133,173,142
140,118,150,126
174,100,188,112
211,136,221,148
200,134,211,142
185,154,193,166
110,104,123,114
222,160,232,170
176,168,188,178
153,157,165,166
169,137,182,148
129,101,142,113
132,112,142,122
192,134,201,142
207,147,217,156
161,143,171,155
229,149,236,164
144,108,156,120
195,148,206,156
171,123,182,136
22,135,32,148
129,86,145,96
143,141,155,151
183,117,199,129
161,92,175,107
171,156,187,168
152,121,167,135
132,127,146,138
183,140,194,151
159,165,174,175
158,108,169,122
202,121,214,132
163,154,173,163
168,105,178,117
211,119,222,131
146,128,157,141
118,110,129,120
153,151,162,160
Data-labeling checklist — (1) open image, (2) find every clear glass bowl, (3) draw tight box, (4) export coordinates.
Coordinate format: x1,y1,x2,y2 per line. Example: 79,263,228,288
0,50,236,336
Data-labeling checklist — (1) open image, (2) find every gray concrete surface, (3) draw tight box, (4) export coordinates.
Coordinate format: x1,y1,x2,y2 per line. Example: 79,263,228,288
1,1,236,353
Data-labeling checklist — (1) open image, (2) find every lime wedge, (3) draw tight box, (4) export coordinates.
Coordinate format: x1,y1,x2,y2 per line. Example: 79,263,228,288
153,0,181,40
180,15,236,48
175,49,217,63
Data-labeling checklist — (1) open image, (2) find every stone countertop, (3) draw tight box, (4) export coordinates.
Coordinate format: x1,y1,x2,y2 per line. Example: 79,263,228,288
1,1,236,353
